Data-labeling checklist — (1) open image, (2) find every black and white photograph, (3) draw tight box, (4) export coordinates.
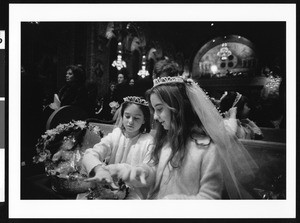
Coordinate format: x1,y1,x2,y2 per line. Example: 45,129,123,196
5,3,297,220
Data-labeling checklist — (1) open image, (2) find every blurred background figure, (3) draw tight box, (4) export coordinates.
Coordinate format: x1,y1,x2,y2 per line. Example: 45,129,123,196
219,91,263,140
127,78,137,96
255,65,285,129
56,64,89,109
152,59,180,79
96,81,118,122
42,64,89,126
114,70,129,105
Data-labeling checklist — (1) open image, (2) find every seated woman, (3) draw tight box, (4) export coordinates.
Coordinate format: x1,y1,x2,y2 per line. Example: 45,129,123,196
43,64,89,124
219,91,263,140
55,64,89,110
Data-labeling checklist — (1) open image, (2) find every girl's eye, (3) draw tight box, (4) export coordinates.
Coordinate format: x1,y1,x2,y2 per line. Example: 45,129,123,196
156,107,163,113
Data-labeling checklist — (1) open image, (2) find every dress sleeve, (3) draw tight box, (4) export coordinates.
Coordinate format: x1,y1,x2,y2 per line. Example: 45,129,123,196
131,141,156,187
245,119,264,139
197,143,223,199
238,119,260,139
224,118,238,136
81,129,116,175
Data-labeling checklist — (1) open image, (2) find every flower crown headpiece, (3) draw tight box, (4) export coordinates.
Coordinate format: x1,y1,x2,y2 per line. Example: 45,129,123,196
123,96,149,106
153,76,185,87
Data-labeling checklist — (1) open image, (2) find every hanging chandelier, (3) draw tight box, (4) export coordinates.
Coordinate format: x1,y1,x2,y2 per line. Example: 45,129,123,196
137,55,149,78
112,42,126,70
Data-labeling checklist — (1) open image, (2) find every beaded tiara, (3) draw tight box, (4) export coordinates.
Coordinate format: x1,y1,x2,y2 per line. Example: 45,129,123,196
123,96,149,106
153,76,184,87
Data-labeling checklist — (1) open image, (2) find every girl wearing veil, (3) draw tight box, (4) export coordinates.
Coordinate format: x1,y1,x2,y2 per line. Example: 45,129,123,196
107,76,258,199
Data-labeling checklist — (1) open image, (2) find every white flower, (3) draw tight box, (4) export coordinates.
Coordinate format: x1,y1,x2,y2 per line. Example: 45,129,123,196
75,120,87,129
92,126,101,134
109,101,120,109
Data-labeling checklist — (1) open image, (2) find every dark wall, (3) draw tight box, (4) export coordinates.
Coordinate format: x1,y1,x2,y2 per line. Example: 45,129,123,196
21,21,286,102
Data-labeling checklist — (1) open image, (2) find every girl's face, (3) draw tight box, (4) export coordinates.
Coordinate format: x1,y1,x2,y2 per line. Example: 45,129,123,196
66,69,75,82
122,104,145,137
150,93,171,130
240,103,250,119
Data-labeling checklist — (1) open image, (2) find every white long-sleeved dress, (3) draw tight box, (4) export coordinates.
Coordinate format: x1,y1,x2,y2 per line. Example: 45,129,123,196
139,136,223,199
82,127,154,199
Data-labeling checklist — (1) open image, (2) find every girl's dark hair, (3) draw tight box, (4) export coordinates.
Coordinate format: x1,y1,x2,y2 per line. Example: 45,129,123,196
146,82,206,168
66,64,86,83
219,91,248,119
120,101,151,133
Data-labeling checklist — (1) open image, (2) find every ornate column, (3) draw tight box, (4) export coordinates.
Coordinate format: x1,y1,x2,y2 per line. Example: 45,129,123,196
85,22,111,98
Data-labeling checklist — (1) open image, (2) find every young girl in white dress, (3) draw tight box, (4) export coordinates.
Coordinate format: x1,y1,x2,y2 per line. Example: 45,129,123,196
81,96,154,199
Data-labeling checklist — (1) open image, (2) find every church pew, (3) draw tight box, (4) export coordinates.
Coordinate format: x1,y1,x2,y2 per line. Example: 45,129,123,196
89,122,286,199
260,127,286,143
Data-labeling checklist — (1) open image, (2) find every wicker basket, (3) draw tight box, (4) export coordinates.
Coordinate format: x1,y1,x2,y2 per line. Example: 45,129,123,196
85,180,129,200
50,175,95,194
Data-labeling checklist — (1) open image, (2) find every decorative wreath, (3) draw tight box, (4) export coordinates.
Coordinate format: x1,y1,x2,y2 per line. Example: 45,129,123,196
33,120,104,194
33,120,130,199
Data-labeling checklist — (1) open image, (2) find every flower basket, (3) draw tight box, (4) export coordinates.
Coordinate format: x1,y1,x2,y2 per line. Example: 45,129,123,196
33,120,104,194
84,179,130,200
50,174,95,195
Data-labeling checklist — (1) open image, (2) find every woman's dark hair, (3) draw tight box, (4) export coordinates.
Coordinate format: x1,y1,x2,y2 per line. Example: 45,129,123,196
146,82,206,168
66,64,86,83
153,59,180,78
219,91,249,119
118,68,129,80
120,100,151,133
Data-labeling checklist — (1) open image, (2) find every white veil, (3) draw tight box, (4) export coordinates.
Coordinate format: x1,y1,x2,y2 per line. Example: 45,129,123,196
185,79,259,199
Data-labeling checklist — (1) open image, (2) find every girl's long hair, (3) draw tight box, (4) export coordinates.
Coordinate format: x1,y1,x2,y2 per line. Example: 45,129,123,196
146,82,207,168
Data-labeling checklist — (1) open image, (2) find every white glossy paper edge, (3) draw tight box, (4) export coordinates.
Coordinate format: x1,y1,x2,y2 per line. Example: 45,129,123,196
9,3,296,219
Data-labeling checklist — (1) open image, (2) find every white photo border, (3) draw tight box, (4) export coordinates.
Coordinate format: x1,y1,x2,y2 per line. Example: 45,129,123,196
9,3,296,219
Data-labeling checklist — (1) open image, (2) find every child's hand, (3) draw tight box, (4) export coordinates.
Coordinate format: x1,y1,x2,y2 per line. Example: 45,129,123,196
130,166,147,185
107,164,131,181
107,164,148,186
85,165,118,189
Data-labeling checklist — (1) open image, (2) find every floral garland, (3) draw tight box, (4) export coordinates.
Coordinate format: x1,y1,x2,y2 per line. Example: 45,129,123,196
32,120,132,198
33,120,104,176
